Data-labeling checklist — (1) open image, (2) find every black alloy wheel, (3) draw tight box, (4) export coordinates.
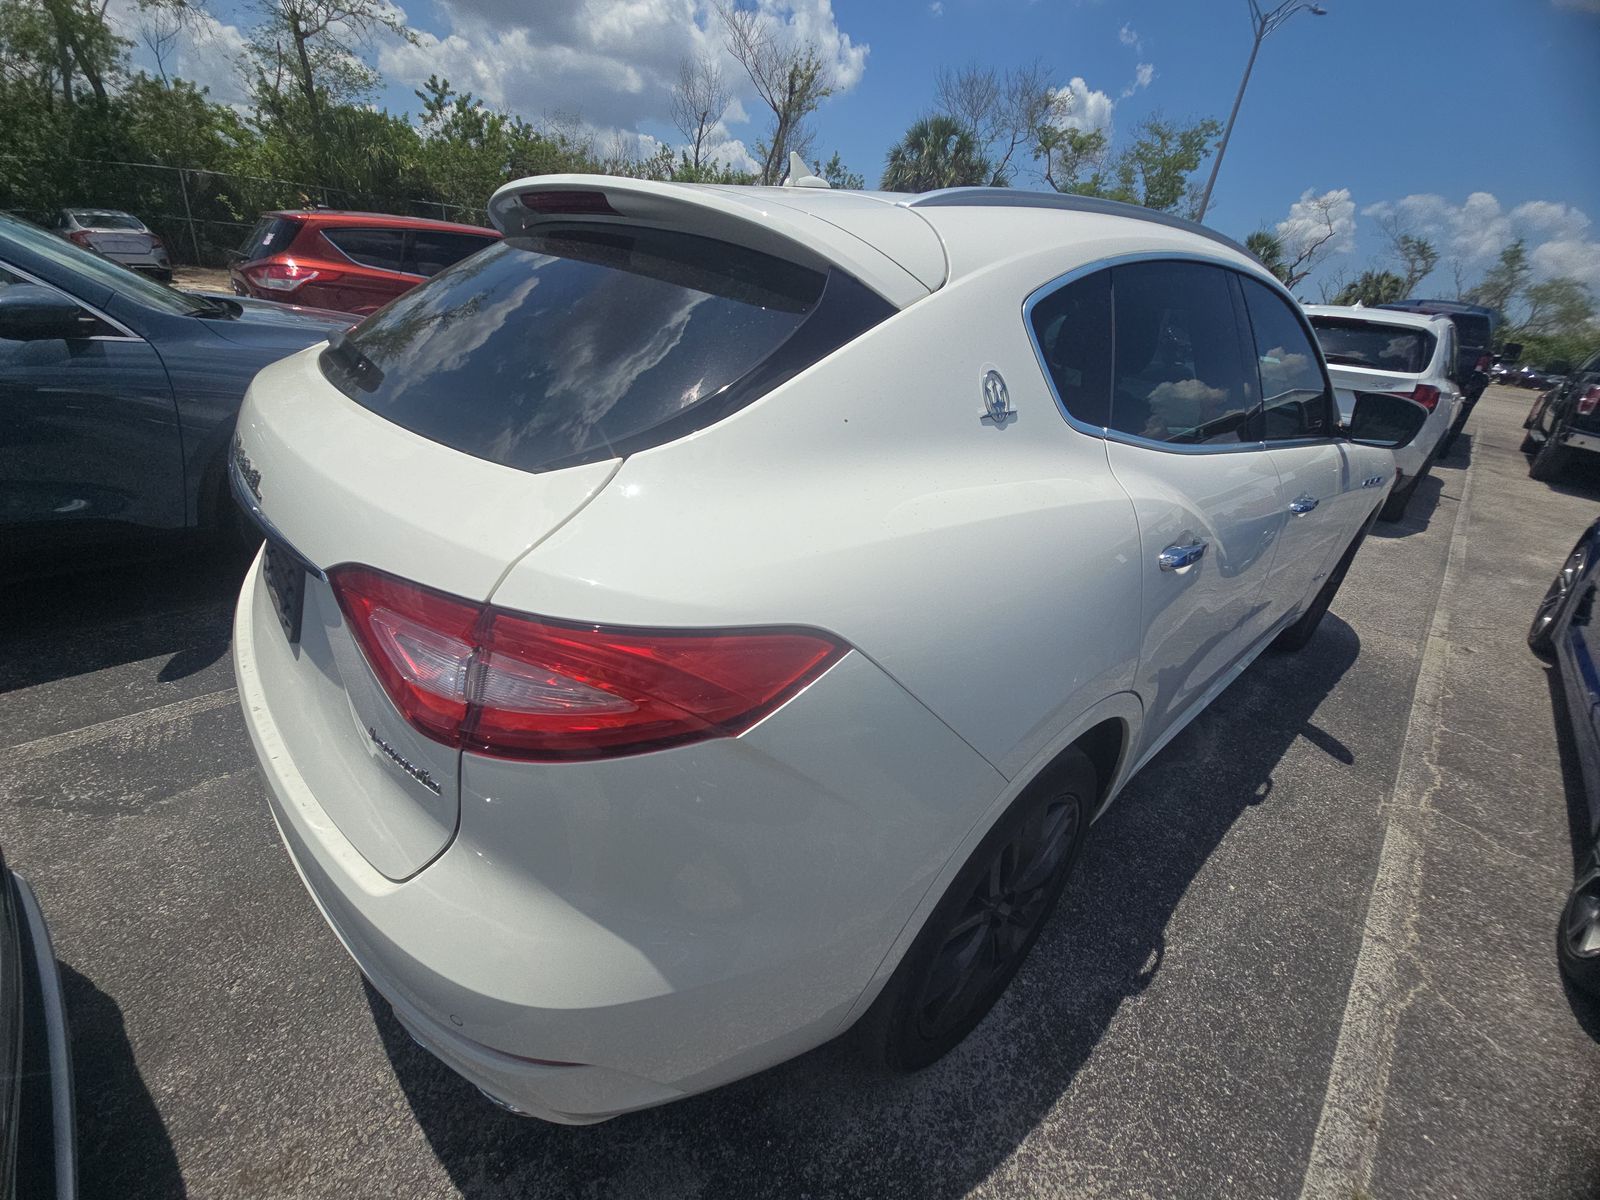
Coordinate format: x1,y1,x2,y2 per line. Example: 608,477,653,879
1529,538,1588,661
862,748,1096,1070
1559,871,1600,998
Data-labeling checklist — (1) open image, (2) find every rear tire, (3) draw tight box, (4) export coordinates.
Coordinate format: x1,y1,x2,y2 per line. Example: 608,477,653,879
1530,430,1571,482
1559,870,1600,1000
1378,474,1418,522
1528,536,1589,662
860,748,1096,1071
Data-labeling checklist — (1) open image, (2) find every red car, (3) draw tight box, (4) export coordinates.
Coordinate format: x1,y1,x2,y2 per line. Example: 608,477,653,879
230,210,499,315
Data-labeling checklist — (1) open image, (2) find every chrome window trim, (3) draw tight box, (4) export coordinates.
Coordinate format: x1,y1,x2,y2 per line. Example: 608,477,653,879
1022,250,1343,456
0,255,143,341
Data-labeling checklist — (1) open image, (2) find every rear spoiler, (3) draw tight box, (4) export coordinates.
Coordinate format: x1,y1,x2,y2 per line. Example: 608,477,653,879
487,175,943,309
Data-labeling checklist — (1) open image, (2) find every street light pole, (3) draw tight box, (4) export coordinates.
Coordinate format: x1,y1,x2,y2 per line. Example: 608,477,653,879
1195,0,1327,224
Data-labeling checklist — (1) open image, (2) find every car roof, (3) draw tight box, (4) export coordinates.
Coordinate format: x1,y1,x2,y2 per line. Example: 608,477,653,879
1303,304,1453,331
1378,298,1498,319
264,210,497,237
489,176,1271,309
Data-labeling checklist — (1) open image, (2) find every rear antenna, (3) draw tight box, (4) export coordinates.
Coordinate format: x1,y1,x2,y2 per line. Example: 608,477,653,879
782,152,830,189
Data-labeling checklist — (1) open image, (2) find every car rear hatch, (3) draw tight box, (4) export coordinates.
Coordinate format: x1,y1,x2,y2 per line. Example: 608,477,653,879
85,230,156,256
234,348,622,880
236,204,898,880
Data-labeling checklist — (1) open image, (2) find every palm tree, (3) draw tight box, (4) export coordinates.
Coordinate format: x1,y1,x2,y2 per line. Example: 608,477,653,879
1245,230,1291,286
880,116,991,193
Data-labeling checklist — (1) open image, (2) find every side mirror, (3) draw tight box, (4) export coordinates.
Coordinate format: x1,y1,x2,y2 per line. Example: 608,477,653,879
0,285,89,341
1344,391,1430,450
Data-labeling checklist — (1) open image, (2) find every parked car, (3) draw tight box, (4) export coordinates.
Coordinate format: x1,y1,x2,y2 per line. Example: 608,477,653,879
1522,351,1600,480
1518,365,1557,389
1377,299,1498,450
0,212,349,570
229,210,500,315
1,848,75,1200
230,178,1426,1124
1304,304,1463,521
1528,518,1600,999
50,208,171,281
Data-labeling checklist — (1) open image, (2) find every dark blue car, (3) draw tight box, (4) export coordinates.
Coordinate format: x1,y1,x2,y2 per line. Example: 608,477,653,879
0,214,349,569
1529,517,1600,996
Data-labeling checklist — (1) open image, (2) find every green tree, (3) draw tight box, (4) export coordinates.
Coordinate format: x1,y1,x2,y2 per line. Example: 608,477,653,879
1333,270,1408,307
1519,277,1594,338
1042,113,1222,216
1466,238,1530,317
881,115,990,192
1393,234,1437,296
1246,229,1291,285
718,0,834,185
818,150,863,190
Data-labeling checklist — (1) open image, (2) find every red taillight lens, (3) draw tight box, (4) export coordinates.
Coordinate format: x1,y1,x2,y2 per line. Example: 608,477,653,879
519,190,617,215
1475,354,1491,373
1578,386,1600,416
67,230,94,246
329,566,846,762
1407,384,1440,411
246,260,340,292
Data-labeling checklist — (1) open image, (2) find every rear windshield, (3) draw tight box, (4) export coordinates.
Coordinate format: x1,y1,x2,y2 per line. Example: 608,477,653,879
1444,313,1491,349
71,210,143,230
239,216,298,262
1310,318,1437,374
320,223,892,472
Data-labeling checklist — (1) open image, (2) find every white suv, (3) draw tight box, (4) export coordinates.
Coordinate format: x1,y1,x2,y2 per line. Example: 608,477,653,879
231,178,1422,1124
1304,305,1464,521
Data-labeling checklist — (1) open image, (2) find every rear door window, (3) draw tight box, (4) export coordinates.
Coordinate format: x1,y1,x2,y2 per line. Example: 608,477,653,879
406,230,495,278
1108,260,1258,446
324,228,407,273
320,223,893,472
1236,276,1337,440
1311,318,1437,374
1028,270,1113,427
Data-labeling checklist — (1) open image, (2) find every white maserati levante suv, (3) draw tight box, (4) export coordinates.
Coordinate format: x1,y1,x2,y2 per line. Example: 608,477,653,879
230,176,1423,1124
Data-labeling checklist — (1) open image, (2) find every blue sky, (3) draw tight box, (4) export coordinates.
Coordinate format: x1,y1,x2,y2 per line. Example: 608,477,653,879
112,0,1600,302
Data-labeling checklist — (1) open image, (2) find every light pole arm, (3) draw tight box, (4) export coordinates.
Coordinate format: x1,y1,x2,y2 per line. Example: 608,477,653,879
1196,28,1263,224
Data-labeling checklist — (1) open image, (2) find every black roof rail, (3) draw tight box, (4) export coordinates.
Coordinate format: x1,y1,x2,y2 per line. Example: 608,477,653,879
902,187,1256,260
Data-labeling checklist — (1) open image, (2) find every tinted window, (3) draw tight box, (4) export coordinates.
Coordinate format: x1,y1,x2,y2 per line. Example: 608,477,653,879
325,228,407,273
69,210,143,230
408,230,495,278
1109,261,1257,445
1311,318,1436,374
1029,270,1112,426
320,224,892,473
1237,276,1336,440
239,216,298,262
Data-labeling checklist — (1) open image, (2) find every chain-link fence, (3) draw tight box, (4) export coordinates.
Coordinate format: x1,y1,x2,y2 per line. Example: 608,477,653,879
0,156,490,267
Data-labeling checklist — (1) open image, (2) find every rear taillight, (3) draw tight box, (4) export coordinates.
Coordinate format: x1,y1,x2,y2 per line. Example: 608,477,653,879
1578,386,1600,416
329,565,846,761
1475,354,1491,373
67,230,94,247
1405,384,1440,411
246,261,340,292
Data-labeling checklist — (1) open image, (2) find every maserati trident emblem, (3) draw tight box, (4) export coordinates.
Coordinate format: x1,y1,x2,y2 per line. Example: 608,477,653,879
981,368,1015,426
233,436,262,502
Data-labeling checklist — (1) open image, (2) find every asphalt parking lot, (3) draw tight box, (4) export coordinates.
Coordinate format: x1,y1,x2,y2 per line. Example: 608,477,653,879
3,384,1599,1199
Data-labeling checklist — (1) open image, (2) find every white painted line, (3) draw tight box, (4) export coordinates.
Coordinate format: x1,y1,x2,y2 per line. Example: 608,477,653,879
2,688,239,766
1297,462,1475,1200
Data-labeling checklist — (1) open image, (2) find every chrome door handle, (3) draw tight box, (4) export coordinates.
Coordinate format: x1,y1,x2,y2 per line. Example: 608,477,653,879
1289,494,1319,514
1158,539,1208,571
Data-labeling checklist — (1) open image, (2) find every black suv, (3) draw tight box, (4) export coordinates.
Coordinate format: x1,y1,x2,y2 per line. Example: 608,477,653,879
1378,299,1500,449
1522,351,1600,481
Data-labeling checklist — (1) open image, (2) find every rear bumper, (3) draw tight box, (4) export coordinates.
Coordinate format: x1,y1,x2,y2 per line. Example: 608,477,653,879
1559,429,1600,456
233,553,1005,1122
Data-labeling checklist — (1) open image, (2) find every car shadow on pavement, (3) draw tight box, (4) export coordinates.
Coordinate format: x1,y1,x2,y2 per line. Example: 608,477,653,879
1369,470,1446,541
60,964,187,1199
0,540,253,695
367,615,1365,1200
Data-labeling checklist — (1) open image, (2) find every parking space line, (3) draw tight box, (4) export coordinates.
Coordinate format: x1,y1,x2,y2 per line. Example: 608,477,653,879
4,688,239,766
1297,461,1474,1200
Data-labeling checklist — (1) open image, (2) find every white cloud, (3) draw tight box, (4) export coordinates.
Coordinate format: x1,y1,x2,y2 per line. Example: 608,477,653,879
1051,77,1116,138
1276,187,1358,257
929,1,943,13
379,0,866,160
103,0,253,107
1361,192,1600,291
1118,22,1142,51
1120,61,1154,98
